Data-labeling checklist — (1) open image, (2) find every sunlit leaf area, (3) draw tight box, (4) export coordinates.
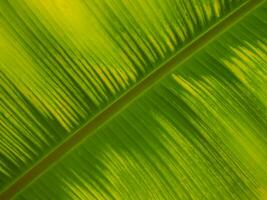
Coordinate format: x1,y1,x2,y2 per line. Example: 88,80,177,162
0,0,267,199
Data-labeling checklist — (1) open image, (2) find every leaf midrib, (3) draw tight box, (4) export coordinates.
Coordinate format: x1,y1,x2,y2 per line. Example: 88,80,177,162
1,0,265,199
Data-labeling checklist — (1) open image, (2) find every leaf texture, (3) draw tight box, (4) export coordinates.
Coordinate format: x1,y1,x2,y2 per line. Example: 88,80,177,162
0,0,247,192
13,2,267,200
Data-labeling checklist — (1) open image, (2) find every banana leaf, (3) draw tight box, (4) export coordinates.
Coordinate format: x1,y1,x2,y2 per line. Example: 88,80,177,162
0,0,267,199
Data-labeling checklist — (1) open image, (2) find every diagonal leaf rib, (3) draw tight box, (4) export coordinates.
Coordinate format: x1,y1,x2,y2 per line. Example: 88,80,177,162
0,0,265,199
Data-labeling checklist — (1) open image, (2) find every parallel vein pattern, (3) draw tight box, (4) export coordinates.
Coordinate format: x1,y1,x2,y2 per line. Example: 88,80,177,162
0,0,246,191
14,2,267,200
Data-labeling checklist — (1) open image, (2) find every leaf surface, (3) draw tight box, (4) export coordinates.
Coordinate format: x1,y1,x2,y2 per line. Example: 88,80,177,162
1,0,267,199
8,1,267,199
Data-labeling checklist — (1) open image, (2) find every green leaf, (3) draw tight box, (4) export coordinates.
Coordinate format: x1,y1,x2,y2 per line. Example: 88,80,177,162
1,0,267,199
0,0,246,190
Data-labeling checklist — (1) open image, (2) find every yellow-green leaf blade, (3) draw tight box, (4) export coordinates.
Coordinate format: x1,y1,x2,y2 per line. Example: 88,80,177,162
14,2,267,199
0,0,248,192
